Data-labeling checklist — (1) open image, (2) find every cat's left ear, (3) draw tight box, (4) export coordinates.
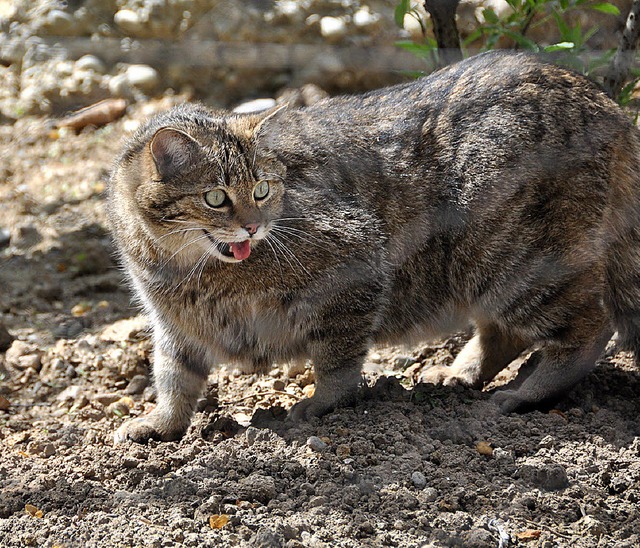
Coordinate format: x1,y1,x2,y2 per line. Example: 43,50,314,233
149,127,201,180
241,103,288,140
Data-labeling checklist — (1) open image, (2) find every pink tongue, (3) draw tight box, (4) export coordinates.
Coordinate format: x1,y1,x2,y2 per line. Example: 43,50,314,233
229,240,251,261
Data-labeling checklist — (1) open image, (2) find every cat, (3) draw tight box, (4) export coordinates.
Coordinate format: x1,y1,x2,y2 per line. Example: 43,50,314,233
108,50,640,443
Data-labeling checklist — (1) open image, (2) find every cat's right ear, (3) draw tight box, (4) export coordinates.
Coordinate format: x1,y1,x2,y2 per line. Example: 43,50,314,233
149,128,200,180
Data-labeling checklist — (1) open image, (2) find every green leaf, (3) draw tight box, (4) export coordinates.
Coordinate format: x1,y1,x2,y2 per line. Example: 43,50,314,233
482,7,500,24
395,40,436,58
544,41,576,52
590,3,620,15
552,9,571,41
394,0,411,27
503,29,540,50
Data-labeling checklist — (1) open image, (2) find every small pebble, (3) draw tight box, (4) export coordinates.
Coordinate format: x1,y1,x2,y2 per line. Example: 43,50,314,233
17,354,41,371
476,441,494,457
125,65,159,92
113,9,145,35
142,386,156,402
125,374,148,395
56,385,82,402
75,55,106,73
393,355,416,369
411,471,427,489
5,340,37,364
93,393,121,406
45,9,74,33
336,444,351,459
122,457,139,469
107,400,131,417
0,395,10,411
320,16,347,41
423,487,438,502
245,426,260,446
42,444,56,458
307,436,327,452
308,495,329,508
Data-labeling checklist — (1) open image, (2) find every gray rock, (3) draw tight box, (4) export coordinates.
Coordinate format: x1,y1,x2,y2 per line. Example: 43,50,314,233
423,487,438,502
245,426,259,446
42,443,56,458
308,495,329,507
519,463,569,491
461,528,496,548
238,473,277,503
125,374,148,395
306,435,328,452
411,471,427,489
249,527,282,548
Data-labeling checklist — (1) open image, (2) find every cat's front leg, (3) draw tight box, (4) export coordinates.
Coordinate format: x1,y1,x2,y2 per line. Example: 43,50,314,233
114,343,209,444
289,288,379,421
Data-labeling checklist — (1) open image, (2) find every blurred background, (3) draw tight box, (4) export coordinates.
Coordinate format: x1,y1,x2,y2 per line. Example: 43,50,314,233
0,0,635,119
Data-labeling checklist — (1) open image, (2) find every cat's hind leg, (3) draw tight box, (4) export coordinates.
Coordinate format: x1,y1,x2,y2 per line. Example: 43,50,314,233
420,323,528,388
492,320,612,413
114,344,209,444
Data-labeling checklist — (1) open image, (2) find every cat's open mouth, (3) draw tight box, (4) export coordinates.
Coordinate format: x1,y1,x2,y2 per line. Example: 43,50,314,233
204,231,251,261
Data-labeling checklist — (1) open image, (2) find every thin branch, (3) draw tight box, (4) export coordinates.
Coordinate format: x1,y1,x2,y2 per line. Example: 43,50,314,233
604,0,640,98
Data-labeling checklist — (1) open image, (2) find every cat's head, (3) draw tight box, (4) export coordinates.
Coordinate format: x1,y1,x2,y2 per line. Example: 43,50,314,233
114,104,287,266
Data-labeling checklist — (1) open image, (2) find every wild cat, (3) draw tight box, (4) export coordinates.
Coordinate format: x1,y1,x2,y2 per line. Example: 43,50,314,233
108,51,640,443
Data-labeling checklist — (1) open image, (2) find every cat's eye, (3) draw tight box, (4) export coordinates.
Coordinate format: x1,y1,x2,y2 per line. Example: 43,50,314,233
204,189,227,208
254,181,270,201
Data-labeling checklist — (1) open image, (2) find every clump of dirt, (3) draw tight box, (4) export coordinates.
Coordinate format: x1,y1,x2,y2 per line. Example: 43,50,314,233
1,101,639,547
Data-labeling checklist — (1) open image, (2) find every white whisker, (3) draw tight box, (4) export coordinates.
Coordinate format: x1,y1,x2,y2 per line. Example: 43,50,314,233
161,233,211,268
269,232,311,279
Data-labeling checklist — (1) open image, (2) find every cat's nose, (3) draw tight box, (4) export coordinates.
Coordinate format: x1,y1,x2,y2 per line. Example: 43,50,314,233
244,223,260,236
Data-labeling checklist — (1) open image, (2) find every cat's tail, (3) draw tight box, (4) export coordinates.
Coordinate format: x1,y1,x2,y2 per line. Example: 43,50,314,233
604,131,640,364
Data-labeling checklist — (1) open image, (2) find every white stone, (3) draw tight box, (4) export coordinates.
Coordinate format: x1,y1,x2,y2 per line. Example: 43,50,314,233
45,9,74,33
320,16,347,40
108,73,130,96
114,9,145,35
232,98,276,114
353,7,379,28
75,55,106,74
125,64,160,92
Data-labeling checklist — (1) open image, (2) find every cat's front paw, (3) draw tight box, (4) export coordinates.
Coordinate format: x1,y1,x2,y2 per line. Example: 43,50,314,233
114,414,186,444
288,396,336,422
419,365,477,387
491,389,528,414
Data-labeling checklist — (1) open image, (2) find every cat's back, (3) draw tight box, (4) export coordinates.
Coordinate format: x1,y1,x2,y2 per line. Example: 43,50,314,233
269,51,634,172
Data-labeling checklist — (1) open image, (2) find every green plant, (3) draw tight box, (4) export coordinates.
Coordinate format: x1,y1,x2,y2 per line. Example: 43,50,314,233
394,0,625,89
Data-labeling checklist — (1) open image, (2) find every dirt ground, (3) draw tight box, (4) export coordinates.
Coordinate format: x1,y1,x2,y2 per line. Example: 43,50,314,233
1,99,639,548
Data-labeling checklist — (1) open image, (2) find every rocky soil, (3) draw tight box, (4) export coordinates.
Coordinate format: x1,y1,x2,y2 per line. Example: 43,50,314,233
1,2,640,548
